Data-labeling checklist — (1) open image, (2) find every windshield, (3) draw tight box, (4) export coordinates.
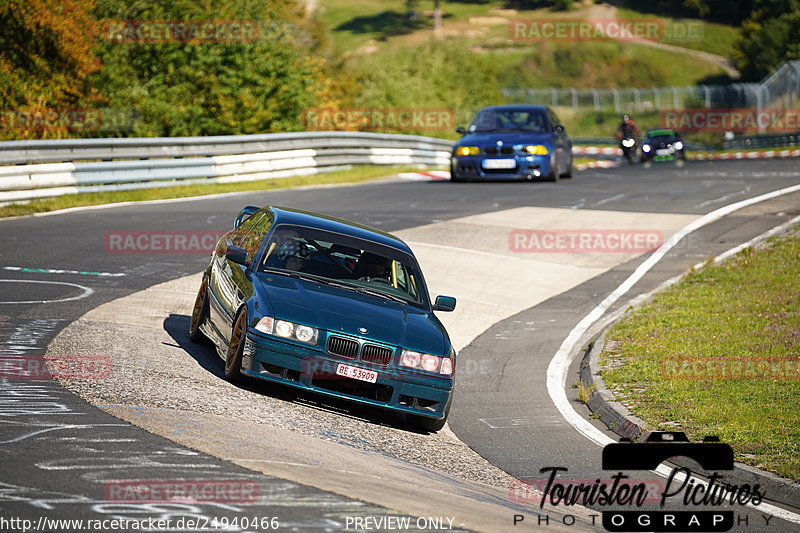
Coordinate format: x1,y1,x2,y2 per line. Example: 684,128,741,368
647,135,677,143
469,108,548,133
260,224,427,306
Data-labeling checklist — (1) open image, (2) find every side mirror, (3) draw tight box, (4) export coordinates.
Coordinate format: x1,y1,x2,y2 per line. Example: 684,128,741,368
234,206,260,228
455,126,466,135
554,124,565,134
433,295,456,312
225,244,249,266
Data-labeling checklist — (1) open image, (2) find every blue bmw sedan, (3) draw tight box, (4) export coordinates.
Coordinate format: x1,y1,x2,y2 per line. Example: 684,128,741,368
189,206,457,431
451,105,573,182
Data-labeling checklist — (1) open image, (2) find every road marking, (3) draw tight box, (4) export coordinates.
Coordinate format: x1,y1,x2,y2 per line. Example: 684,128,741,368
546,182,800,524
3,266,125,277
0,280,94,305
479,417,563,429
592,193,625,207
693,186,750,209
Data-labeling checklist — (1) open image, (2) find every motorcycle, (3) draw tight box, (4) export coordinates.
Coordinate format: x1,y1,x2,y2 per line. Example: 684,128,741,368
620,137,638,164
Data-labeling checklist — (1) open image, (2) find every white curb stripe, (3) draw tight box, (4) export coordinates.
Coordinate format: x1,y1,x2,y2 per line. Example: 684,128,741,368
546,182,800,523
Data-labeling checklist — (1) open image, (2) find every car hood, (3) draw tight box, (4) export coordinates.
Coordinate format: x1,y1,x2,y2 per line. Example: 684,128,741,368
456,131,554,147
254,273,450,356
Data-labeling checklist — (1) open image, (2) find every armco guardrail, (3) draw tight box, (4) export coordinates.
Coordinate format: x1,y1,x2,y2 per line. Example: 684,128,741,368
722,131,800,150
0,132,453,204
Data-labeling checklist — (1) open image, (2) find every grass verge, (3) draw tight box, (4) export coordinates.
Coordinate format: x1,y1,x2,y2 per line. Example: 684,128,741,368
600,230,800,481
0,165,418,218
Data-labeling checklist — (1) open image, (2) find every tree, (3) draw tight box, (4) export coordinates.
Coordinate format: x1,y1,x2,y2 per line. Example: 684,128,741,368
93,0,326,136
733,0,800,80
0,0,103,139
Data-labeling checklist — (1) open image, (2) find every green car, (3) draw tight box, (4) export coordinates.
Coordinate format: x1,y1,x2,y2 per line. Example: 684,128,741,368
641,128,686,163
189,206,457,431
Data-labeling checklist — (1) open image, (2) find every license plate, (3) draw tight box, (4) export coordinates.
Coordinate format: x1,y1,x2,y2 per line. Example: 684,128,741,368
336,363,378,383
656,148,672,156
482,158,516,169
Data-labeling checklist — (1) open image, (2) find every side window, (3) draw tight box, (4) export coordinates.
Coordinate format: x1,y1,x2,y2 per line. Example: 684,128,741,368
230,212,272,261
548,110,561,131
231,212,263,244
241,213,273,261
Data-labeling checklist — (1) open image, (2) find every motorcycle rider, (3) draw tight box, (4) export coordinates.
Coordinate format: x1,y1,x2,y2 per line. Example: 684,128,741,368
615,114,640,142
615,114,640,163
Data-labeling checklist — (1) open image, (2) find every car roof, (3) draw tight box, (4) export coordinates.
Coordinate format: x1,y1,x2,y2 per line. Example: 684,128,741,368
476,104,549,113
266,206,414,255
646,128,677,137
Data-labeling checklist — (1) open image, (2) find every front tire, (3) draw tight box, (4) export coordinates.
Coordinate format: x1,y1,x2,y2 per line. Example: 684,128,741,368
224,309,248,383
548,154,560,182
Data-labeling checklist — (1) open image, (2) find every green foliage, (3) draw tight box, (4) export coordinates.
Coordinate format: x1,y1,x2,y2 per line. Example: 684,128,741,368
733,0,800,80
602,232,800,480
344,40,505,132
0,0,103,139
505,0,577,11
619,0,755,25
92,0,325,136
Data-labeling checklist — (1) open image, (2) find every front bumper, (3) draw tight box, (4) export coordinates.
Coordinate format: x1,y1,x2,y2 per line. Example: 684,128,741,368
240,330,452,420
642,147,685,162
451,154,552,180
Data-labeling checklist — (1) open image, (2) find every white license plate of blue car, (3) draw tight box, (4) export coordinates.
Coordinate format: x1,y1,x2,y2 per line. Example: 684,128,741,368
482,159,516,170
336,363,378,383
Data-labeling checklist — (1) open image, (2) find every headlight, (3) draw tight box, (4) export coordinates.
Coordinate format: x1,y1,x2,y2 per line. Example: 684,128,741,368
674,141,683,150
622,138,636,148
524,145,548,155
254,316,318,345
455,146,480,156
400,349,453,376
642,144,651,153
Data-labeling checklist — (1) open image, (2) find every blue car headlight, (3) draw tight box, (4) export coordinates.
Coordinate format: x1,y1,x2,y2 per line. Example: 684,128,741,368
455,146,480,156
523,145,549,155
255,316,319,345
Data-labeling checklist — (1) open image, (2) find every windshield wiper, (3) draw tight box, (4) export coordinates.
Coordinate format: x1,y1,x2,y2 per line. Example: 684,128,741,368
262,268,321,283
350,286,408,304
316,278,409,304
264,269,410,304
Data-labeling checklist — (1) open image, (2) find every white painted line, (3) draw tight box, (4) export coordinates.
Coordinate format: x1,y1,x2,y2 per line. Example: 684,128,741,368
592,193,625,207
707,214,800,266
0,279,94,305
546,182,800,524
3,266,125,277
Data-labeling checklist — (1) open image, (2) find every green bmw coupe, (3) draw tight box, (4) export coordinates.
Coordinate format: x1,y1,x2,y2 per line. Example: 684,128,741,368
189,206,457,431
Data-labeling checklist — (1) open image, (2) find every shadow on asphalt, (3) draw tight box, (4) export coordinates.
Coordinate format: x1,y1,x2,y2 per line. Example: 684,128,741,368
162,313,427,434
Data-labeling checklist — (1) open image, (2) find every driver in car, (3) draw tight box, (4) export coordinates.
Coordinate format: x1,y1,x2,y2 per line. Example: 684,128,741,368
278,240,309,271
